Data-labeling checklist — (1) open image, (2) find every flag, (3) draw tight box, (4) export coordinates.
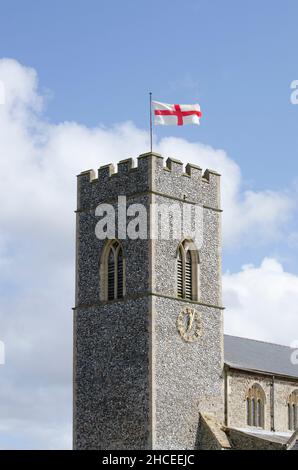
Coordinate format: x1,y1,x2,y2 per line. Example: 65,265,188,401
152,101,202,126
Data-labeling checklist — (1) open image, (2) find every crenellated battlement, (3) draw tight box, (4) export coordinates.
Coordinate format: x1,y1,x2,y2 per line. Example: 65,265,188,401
77,152,221,211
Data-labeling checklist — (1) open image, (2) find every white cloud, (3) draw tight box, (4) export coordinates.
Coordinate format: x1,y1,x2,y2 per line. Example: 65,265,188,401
223,257,298,346
0,59,293,247
0,80,5,105
0,58,296,448
157,137,294,246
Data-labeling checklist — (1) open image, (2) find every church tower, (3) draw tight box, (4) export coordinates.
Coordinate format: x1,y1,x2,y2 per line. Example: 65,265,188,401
73,152,224,449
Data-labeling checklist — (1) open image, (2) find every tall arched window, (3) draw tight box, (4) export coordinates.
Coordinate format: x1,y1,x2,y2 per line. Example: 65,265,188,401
287,390,298,431
101,240,125,301
246,397,251,426
176,240,199,301
246,384,265,428
252,398,256,426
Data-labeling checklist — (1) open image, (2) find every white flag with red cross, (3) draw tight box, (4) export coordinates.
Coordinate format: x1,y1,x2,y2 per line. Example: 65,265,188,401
152,100,202,126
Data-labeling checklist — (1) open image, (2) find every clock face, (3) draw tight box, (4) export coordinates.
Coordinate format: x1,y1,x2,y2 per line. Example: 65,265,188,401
177,307,202,343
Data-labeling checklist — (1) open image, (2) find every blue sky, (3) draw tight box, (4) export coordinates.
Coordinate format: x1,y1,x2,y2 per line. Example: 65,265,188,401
0,0,298,449
1,0,298,272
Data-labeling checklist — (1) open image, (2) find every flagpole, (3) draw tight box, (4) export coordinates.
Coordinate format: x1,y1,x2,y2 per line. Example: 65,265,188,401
149,92,153,153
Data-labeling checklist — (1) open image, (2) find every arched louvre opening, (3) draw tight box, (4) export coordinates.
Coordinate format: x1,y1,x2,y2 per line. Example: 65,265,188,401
177,248,183,298
176,240,199,301
105,240,124,301
108,249,115,301
117,248,123,299
185,250,192,300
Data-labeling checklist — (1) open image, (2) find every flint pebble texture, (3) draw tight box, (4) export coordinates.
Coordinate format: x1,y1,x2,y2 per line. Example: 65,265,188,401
153,297,224,449
74,300,151,449
74,153,224,449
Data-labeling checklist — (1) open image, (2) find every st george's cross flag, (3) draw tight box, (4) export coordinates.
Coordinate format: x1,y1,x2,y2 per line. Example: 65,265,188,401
152,101,202,126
